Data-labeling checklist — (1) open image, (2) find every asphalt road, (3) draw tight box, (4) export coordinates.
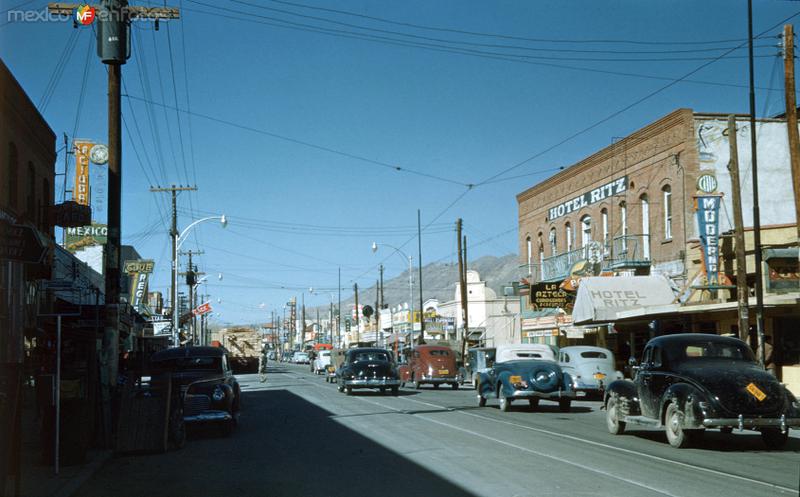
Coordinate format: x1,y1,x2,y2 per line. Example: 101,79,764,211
76,363,800,497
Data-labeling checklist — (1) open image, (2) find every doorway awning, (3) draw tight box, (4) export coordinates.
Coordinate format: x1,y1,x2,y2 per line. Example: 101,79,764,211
572,275,677,325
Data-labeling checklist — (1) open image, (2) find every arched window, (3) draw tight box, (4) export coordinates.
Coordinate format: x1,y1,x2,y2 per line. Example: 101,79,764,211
7,142,18,209
537,233,544,265
640,194,650,259
526,236,532,273
619,201,628,252
580,215,592,247
601,208,609,245
549,227,557,256
565,222,573,252
662,185,672,240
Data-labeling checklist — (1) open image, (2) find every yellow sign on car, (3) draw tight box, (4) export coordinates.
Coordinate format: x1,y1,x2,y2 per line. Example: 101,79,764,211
438,369,449,375
746,382,767,401
509,375,522,384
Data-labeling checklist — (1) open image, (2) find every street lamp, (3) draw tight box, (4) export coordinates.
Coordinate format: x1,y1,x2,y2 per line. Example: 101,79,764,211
172,215,227,347
371,242,414,343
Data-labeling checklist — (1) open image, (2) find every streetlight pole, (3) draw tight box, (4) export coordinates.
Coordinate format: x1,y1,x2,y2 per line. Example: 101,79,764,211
172,215,227,347
371,242,414,343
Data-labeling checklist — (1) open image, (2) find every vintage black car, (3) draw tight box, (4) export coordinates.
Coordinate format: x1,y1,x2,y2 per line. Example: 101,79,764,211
604,334,799,449
336,347,400,396
150,346,241,435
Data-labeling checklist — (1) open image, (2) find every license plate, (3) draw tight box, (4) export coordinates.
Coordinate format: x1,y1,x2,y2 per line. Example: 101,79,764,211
509,375,522,384
438,369,449,375
593,373,606,380
746,382,766,401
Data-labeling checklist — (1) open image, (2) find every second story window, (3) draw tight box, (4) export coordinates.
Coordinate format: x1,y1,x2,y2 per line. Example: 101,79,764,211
663,185,673,240
565,222,573,252
619,201,628,252
7,142,18,210
27,162,36,220
640,193,650,259
549,227,557,256
580,215,592,247
601,208,609,245
526,236,532,270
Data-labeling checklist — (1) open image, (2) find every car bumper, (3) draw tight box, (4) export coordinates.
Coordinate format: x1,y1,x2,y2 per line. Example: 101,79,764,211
417,376,459,384
345,379,401,388
510,389,576,400
184,410,233,423
702,414,800,430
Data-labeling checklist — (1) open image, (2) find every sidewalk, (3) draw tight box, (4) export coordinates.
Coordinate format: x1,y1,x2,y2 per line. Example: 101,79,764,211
8,387,112,497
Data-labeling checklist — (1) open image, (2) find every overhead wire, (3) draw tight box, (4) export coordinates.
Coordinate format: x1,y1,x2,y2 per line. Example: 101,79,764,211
39,28,81,112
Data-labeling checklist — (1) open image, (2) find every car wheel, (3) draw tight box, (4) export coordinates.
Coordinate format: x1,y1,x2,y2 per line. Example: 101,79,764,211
346,386,353,396
391,386,399,396
606,396,626,435
761,428,789,449
528,398,539,411
558,398,572,413
478,394,487,407
498,389,511,412
720,426,733,435
665,401,700,448
433,383,440,390
451,383,459,390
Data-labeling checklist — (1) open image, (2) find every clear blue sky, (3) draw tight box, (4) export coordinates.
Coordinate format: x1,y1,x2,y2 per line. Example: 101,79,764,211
2,0,797,324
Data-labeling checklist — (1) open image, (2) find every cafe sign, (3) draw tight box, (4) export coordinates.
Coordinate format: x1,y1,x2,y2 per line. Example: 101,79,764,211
530,282,573,311
548,176,628,221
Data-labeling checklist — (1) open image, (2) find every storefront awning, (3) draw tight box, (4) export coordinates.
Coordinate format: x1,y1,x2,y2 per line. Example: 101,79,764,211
572,275,677,325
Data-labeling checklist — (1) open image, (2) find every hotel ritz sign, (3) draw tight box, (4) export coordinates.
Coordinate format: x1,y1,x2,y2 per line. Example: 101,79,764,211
548,176,628,221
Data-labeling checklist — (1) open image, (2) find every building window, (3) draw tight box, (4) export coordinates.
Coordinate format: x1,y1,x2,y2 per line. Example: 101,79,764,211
538,241,544,266
549,227,557,255
580,215,592,247
640,193,650,259
526,236,532,272
619,201,628,252
41,178,50,232
27,162,36,220
601,208,609,246
662,185,672,240
565,222,573,252
7,142,18,209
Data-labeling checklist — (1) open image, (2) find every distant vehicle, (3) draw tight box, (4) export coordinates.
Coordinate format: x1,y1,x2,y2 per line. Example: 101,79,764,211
558,346,622,398
313,350,332,374
605,334,800,449
463,347,496,388
477,344,574,412
398,345,460,390
218,327,262,373
293,351,310,364
150,346,240,436
336,347,400,396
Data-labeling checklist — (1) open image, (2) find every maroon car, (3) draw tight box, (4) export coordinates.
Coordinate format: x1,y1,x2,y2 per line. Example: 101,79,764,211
399,345,460,390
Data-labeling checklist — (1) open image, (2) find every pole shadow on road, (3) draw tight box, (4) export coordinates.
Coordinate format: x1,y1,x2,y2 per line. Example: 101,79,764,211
622,429,800,452
76,390,479,497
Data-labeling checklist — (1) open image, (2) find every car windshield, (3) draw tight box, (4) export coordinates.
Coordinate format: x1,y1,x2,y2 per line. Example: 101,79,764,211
155,357,221,372
669,341,756,364
353,351,391,362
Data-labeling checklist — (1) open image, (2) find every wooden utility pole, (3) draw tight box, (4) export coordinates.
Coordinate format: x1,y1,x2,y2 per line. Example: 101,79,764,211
457,219,469,362
783,24,800,265
728,116,750,342
353,283,360,344
49,0,180,447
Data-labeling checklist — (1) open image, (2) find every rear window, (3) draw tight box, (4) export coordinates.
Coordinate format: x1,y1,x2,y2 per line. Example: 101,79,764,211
516,352,542,358
429,350,450,356
320,351,331,357
353,351,391,362
580,351,607,359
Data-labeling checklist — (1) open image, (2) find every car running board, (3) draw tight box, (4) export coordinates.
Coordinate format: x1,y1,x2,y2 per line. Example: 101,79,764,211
622,415,661,428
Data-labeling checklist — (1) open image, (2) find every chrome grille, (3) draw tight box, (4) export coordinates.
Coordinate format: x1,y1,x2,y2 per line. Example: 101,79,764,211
184,394,211,416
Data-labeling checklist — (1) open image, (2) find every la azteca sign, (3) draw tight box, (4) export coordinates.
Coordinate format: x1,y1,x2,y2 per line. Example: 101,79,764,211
548,176,628,221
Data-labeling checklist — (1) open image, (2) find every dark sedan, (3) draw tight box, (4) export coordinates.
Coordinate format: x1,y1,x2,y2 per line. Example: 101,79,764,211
150,346,241,435
604,333,799,449
336,347,400,396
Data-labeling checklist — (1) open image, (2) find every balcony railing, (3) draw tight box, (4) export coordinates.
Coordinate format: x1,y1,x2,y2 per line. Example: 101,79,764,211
519,234,651,284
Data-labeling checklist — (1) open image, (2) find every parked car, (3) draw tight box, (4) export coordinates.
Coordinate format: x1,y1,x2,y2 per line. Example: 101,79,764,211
398,345,460,389
293,351,310,364
336,347,400,396
558,346,622,398
477,344,574,412
150,346,240,435
463,347,496,389
313,349,332,374
604,333,800,449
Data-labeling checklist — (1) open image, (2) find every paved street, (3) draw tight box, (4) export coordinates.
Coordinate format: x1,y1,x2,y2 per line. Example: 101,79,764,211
75,364,800,497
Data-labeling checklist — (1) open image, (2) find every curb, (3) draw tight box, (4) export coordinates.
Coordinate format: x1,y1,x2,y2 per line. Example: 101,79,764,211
51,450,112,497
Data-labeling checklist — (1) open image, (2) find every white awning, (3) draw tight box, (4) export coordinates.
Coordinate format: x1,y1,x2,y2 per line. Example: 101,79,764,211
572,275,677,325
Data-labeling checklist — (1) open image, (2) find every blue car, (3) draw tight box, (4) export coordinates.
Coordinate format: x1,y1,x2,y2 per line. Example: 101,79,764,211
477,344,575,412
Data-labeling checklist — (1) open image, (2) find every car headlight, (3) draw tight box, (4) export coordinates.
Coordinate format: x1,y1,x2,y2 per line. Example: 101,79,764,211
535,371,551,384
212,386,225,402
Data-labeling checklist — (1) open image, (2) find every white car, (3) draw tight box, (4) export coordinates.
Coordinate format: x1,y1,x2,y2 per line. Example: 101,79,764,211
293,351,310,364
312,350,332,374
558,346,622,398
495,344,556,363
